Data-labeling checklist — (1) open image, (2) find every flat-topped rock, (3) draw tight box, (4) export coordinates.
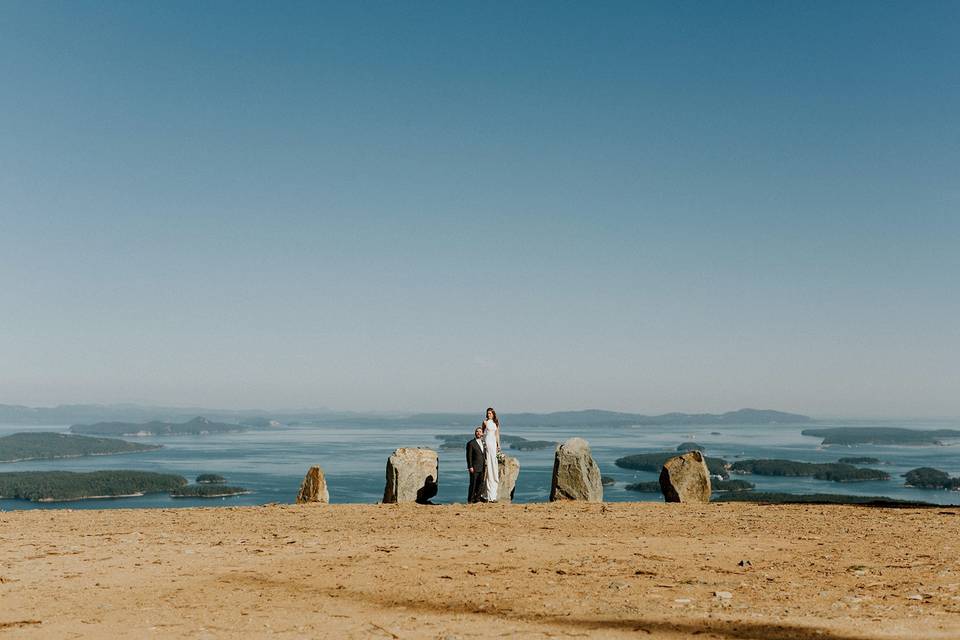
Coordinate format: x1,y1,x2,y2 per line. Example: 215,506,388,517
382,448,438,504
296,465,330,504
550,437,603,502
659,451,711,503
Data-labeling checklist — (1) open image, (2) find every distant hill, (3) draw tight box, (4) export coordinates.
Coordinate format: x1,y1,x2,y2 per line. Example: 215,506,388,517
70,417,248,437
0,432,160,463
408,408,811,427
1,402,812,428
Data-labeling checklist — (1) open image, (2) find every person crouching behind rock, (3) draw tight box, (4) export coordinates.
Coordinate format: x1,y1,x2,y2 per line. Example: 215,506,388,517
466,426,487,503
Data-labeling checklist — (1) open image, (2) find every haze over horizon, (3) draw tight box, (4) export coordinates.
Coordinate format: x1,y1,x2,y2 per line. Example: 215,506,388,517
2,2,958,418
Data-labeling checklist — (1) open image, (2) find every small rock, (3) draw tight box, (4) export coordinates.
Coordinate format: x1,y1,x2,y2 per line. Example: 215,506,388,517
714,591,733,600
497,455,521,503
296,465,330,504
674,598,693,605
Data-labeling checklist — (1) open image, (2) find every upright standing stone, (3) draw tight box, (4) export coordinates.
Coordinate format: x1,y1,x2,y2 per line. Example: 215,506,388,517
296,465,330,504
382,448,439,504
497,454,521,503
659,451,711,503
550,437,603,502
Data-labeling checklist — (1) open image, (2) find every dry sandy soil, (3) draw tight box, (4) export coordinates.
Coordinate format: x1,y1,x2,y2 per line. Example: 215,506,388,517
1,502,958,639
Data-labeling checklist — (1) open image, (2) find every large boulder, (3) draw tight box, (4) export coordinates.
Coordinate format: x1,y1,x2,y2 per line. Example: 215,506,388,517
382,448,438,504
497,454,520,503
659,451,711,503
296,465,330,504
549,437,603,502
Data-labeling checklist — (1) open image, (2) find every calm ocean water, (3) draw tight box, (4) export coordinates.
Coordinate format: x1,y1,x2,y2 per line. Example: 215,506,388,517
2,419,959,510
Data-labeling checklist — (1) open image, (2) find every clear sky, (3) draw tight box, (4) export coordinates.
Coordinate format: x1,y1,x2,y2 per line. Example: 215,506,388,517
1,2,958,417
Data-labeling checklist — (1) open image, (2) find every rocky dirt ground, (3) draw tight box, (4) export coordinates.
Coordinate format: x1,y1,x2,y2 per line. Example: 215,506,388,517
1,502,958,639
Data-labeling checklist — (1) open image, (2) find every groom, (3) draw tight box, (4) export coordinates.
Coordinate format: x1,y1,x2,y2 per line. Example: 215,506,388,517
466,426,486,503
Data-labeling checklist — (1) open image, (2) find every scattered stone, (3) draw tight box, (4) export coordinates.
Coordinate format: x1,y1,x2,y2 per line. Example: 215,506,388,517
659,451,711,503
296,465,330,504
549,437,603,502
714,591,733,600
497,454,521,503
609,581,629,591
738,560,752,567
382,448,438,504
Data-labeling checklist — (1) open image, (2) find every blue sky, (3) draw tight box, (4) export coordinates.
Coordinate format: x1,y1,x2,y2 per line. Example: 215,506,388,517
1,2,958,416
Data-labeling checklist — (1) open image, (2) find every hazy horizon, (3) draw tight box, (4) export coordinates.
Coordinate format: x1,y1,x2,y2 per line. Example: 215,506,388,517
2,3,958,418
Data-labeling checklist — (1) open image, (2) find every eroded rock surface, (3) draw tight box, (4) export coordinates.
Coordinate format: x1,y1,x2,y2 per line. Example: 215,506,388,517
296,465,330,504
659,451,711,503
382,448,438,504
497,455,520,503
550,437,602,502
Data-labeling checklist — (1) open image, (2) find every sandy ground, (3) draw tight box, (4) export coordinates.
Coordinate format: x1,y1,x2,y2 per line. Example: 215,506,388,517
1,502,958,639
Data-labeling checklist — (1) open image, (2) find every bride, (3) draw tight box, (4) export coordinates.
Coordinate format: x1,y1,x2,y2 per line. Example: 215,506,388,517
481,407,501,502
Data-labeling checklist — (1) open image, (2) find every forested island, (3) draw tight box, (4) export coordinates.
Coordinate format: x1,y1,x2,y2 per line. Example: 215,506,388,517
0,432,160,463
714,492,933,507
801,427,960,446
196,474,226,484
615,452,730,478
903,467,960,490
71,416,248,437
171,484,250,498
838,457,880,465
0,470,187,502
729,459,889,482
626,479,753,493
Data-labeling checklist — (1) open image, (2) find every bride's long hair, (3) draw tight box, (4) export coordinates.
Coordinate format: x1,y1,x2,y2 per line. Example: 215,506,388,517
486,407,499,428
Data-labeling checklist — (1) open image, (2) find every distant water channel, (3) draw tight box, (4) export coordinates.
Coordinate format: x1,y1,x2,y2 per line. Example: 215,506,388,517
2,419,959,510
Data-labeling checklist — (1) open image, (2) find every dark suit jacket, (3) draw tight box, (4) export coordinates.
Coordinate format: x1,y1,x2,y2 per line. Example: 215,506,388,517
466,438,486,471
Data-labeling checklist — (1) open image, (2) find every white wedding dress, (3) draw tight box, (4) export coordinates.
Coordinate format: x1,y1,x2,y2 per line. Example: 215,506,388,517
482,419,499,501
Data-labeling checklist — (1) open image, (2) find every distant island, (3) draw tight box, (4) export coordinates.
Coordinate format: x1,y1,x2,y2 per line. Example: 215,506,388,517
903,467,960,490
801,427,960,446
626,479,753,493
0,470,187,502
838,456,880,465
729,459,889,482
0,432,160,463
676,442,704,452
714,492,934,507
615,452,730,478
171,484,250,498
196,473,226,484
434,434,556,451
70,416,248,437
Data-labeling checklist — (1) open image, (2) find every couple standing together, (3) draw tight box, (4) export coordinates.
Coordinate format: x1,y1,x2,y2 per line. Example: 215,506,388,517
465,407,501,503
